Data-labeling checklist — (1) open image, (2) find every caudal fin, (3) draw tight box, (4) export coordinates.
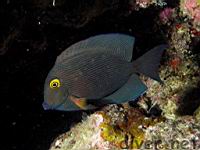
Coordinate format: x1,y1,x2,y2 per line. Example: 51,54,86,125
132,44,168,83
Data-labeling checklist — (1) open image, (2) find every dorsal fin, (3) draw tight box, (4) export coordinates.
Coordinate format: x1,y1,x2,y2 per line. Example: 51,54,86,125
56,33,135,64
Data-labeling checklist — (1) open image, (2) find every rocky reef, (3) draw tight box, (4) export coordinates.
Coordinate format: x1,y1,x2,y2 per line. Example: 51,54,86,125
49,0,200,150
1,0,200,149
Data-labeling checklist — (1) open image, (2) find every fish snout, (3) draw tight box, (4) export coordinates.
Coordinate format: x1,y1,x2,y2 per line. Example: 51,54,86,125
42,101,52,110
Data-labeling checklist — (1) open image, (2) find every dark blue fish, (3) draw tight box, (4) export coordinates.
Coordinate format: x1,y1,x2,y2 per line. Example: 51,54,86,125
43,33,167,111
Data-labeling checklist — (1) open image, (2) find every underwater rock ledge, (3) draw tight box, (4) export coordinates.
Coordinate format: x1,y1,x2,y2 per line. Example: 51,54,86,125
49,37,200,150
49,1,200,150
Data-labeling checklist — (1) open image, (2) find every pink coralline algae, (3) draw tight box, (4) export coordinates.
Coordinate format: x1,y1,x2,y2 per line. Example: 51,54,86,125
181,0,200,24
159,7,174,24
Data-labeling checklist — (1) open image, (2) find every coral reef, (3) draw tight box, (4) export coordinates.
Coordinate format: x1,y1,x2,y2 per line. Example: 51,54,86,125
159,7,175,24
50,106,165,149
50,114,111,150
142,116,200,149
194,105,200,122
129,0,167,10
49,35,200,149
2,0,200,149
180,0,200,29
48,1,200,149
100,105,165,149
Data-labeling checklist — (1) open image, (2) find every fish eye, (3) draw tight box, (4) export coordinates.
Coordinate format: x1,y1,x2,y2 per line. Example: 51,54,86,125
50,79,61,89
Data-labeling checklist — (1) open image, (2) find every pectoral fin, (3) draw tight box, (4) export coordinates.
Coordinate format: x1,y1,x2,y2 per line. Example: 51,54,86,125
69,96,87,109
103,74,147,104
69,96,97,110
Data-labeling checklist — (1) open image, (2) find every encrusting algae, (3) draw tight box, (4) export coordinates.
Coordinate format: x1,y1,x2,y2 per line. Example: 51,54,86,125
50,106,166,150
100,105,165,149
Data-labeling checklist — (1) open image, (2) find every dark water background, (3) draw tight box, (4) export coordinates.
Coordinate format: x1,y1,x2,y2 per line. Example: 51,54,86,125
0,0,177,149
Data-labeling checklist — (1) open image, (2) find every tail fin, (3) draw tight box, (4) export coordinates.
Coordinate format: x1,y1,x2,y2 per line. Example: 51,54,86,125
132,44,168,83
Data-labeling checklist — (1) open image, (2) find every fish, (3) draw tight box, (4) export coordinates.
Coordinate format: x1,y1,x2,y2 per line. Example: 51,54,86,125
42,33,167,111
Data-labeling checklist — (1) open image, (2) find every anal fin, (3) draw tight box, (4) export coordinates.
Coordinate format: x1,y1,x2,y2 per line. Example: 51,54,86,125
103,74,147,104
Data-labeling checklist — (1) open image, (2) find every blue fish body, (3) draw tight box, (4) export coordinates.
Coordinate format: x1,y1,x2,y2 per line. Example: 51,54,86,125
43,33,167,111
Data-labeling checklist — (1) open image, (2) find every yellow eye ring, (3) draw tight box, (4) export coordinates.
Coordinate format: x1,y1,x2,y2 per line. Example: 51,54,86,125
50,79,61,89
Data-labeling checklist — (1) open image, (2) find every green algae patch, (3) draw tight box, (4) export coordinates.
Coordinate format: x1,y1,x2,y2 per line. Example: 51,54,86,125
99,108,165,149
100,123,126,147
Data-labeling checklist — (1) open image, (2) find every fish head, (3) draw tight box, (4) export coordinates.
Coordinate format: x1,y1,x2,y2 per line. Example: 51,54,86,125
43,65,69,110
43,77,68,110
43,65,84,111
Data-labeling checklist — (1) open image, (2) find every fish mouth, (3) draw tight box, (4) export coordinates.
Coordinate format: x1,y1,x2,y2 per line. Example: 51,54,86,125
42,101,52,110
42,99,66,110
42,97,67,110
43,89,69,110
